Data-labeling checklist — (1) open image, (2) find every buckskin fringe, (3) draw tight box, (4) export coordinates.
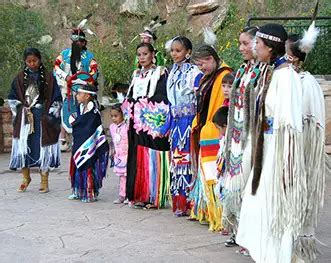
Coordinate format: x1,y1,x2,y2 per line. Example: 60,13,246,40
9,109,30,170
39,142,61,172
270,126,306,241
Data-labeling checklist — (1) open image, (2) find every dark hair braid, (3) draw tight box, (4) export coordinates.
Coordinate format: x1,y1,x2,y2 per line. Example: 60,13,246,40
38,63,47,101
23,65,29,92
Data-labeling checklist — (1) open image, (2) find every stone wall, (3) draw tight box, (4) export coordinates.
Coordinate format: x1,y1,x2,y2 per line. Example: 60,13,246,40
318,76,331,153
0,107,13,153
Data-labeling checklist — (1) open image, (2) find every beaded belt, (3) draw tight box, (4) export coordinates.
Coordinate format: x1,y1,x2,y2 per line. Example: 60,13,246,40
171,104,196,118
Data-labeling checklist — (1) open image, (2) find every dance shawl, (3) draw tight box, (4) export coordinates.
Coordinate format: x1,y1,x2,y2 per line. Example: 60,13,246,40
10,71,61,146
71,104,109,172
191,62,232,182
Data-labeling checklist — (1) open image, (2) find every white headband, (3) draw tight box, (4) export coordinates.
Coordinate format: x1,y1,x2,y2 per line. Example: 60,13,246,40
139,32,153,39
77,88,97,95
256,31,283,42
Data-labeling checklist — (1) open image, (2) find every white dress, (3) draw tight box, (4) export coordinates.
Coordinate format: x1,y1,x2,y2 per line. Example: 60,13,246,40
237,65,305,263
293,71,325,262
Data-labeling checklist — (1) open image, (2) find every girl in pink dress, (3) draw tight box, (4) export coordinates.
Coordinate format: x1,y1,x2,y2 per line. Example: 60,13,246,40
109,104,128,204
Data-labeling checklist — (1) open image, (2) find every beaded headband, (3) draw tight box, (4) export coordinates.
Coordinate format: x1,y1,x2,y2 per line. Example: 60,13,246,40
256,31,283,42
139,32,154,39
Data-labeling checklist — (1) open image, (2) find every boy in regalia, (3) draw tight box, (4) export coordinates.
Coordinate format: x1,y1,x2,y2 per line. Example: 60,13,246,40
67,72,109,203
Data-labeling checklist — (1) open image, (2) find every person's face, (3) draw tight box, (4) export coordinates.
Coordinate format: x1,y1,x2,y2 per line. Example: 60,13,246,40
222,82,232,99
255,37,272,62
285,40,299,65
76,91,91,105
137,46,154,68
140,35,152,44
25,54,41,71
110,109,124,125
73,40,86,49
195,56,217,75
239,32,254,61
215,123,227,136
170,40,190,63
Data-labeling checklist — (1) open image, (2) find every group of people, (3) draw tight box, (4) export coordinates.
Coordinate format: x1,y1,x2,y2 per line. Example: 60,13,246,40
7,15,326,263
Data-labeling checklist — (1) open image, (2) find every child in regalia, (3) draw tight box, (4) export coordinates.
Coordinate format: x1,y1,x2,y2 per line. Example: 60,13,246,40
67,72,109,202
109,104,128,204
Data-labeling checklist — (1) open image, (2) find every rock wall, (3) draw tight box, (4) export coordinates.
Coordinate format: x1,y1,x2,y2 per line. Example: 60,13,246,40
319,76,331,153
0,107,13,153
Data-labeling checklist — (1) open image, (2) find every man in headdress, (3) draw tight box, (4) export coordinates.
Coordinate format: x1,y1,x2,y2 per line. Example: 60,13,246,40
54,28,98,151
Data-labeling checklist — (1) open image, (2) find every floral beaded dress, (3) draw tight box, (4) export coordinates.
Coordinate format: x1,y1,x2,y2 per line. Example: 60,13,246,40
123,66,170,208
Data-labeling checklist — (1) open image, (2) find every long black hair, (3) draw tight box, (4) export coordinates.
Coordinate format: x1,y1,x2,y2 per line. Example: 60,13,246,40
23,48,47,100
258,23,288,63
287,34,306,62
70,31,87,75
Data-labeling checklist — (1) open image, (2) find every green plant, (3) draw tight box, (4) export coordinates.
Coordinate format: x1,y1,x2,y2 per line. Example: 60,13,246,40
215,3,246,70
0,4,53,98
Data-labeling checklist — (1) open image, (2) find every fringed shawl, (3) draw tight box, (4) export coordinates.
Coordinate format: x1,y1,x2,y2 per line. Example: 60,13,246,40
254,66,306,243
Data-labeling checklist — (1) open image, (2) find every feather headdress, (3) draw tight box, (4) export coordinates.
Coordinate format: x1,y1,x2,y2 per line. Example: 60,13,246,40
71,14,97,40
143,16,167,39
131,16,167,43
299,1,320,54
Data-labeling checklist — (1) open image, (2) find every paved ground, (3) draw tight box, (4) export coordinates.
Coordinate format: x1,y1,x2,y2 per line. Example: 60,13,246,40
0,152,330,263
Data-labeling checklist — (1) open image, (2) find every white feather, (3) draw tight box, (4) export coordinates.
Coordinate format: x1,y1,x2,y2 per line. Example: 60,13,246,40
203,27,217,46
116,92,125,103
165,38,175,52
86,28,96,36
77,18,87,29
299,21,320,54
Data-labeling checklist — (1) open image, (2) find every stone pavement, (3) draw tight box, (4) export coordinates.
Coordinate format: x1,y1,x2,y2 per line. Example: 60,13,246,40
0,152,330,263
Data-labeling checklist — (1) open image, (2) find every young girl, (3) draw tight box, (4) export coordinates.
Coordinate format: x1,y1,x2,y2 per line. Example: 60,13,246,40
109,104,128,204
166,36,203,216
221,73,234,106
67,72,109,203
188,45,232,230
8,48,62,193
